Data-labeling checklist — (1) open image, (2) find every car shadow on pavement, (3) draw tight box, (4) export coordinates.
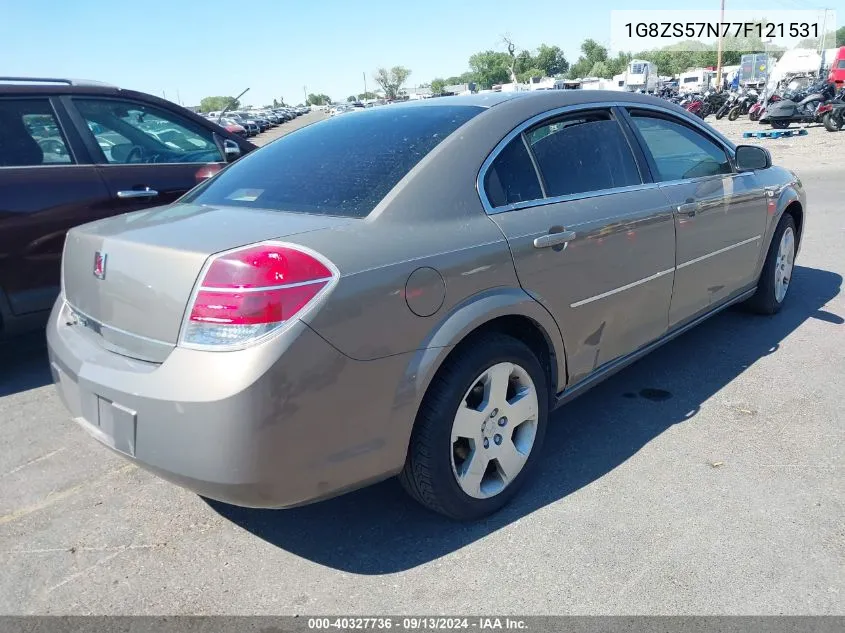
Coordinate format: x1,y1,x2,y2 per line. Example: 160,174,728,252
208,265,842,574
0,332,51,397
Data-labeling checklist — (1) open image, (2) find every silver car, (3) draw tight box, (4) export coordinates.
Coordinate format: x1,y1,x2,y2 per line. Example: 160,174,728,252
47,91,805,520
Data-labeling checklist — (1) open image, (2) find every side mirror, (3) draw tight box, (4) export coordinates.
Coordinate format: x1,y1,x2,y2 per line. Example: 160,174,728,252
223,139,241,162
735,145,771,171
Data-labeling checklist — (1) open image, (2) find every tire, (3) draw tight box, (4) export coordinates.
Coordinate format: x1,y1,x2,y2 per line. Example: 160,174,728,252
727,106,741,121
771,119,790,129
399,333,549,521
823,112,842,132
749,110,760,121
746,214,797,315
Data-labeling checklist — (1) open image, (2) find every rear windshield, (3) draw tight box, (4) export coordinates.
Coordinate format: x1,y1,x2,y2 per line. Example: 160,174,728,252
183,105,484,217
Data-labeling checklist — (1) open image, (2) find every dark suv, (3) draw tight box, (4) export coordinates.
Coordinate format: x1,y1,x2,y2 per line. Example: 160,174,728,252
0,77,256,337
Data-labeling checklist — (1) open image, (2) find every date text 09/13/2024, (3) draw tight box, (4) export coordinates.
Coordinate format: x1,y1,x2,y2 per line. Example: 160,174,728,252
306,617,528,630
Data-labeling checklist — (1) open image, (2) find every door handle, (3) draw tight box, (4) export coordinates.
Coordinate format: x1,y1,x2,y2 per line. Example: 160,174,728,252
116,188,159,199
676,201,700,217
534,230,576,249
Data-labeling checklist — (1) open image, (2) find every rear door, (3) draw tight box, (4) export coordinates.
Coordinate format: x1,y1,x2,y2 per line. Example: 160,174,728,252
622,108,768,328
484,106,677,386
63,96,228,211
0,96,111,316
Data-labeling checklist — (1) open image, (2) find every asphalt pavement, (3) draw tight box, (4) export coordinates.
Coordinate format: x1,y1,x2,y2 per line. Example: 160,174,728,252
0,114,842,615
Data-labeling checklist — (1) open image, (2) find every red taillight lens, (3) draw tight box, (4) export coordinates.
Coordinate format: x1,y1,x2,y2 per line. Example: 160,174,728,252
202,245,331,288
817,104,833,114
181,243,335,349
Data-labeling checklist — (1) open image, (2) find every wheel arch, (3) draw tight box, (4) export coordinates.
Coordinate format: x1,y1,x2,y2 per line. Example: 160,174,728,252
385,286,568,469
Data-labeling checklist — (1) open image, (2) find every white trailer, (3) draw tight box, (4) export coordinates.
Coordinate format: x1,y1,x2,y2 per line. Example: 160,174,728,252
679,69,715,94
625,59,658,92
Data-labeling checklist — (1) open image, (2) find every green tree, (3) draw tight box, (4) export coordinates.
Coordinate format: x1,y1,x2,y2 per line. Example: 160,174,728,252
518,67,545,82
567,39,610,78
607,51,632,77
837,26,845,46
535,44,569,76
444,71,478,86
588,61,611,78
199,96,239,113
306,93,332,106
513,50,536,76
347,95,357,102
358,91,379,100
373,66,412,100
430,78,446,95
469,50,512,87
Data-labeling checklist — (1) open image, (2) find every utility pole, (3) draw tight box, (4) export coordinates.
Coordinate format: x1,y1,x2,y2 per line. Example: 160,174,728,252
715,0,725,91
363,71,367,100
819,9,828,54
303,85,307,105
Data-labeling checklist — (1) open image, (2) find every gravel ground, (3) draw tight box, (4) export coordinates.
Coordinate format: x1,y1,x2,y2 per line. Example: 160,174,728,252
0,110,842,616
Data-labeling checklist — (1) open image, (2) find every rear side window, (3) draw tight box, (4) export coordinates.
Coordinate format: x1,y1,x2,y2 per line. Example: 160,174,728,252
484,137,543,208
185,105,484,217
526,111,641,197
0,99,73,167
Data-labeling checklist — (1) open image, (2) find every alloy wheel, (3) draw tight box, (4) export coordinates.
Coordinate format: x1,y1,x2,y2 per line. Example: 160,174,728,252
774,226,795,303
450,362,539,499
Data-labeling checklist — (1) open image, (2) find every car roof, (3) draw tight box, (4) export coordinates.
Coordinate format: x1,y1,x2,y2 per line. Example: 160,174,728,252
383,90,685,111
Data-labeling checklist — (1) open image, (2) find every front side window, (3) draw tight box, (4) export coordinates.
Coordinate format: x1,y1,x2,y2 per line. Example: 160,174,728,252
74,98,223,164
526,111,642,197
0,99,73,167
629,113,732,181
184,104,483,217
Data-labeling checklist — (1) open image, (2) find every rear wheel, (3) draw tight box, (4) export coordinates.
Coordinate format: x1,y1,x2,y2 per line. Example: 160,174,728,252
823,112,842,132
400,333,549,520
727,106,741,121
749,110,760,121
747,214,796,315
771,119,790,129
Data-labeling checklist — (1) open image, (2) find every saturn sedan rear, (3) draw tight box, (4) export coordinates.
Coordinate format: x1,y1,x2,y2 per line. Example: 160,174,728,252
47,91,805,520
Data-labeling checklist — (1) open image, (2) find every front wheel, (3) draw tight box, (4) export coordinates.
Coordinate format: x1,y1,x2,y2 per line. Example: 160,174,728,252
749,109,761,121
746,214,797,315
400,333,549,520
771,119,790,129
823,111,842,132
727,106,741,121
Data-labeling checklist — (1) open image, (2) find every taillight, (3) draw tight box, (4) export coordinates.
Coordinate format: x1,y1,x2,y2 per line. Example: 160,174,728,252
180,242,336,349
817,104,833,114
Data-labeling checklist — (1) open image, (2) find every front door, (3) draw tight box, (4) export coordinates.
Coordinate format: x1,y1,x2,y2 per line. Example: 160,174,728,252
483,107,676,386
66,96,226,212
623,109,769,328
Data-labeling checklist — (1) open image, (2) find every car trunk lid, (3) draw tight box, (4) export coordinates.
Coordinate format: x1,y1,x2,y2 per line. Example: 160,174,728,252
62,203,350,361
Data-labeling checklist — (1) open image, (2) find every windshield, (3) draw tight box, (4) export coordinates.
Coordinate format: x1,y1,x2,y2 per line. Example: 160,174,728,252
183,104,483,217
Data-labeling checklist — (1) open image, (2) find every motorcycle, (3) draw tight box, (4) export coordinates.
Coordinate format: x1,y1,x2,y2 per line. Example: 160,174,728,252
715,92,738,119
727,89,759,121
764,81,836,128
681,93,706,118
817,88,845,131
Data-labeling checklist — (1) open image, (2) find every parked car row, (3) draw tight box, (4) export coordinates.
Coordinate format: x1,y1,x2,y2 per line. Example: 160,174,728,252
203,105,310,137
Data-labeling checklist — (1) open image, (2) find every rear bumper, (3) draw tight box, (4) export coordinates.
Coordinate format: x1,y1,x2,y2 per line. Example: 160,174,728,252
46,299,412,508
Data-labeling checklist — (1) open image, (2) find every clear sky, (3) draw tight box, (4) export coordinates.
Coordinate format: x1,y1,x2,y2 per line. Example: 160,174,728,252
2,0,841,107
